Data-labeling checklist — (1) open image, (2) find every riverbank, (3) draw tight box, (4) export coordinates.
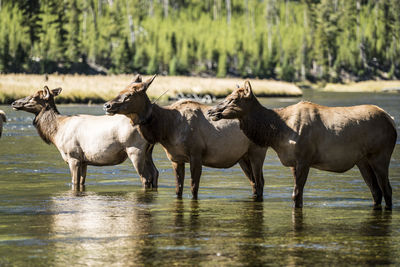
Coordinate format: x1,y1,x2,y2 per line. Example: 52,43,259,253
0,74,302,104
322,80,400,93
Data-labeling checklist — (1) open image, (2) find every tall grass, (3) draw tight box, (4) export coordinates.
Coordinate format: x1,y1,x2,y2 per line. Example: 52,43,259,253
323,81,400,93
0,74,302,104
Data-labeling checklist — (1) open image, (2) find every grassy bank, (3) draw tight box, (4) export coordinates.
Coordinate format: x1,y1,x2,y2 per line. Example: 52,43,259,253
323,81,400,93
0,74,302,104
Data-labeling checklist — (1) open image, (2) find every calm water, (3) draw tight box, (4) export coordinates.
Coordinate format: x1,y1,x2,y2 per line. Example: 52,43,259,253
0,91,399,266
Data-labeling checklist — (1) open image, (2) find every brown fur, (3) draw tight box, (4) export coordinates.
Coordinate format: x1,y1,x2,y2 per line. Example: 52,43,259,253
209,81,397,209
239,105,284,147
104,75,267,199
33,105,60,144
0,111,5,123
0,110,6,138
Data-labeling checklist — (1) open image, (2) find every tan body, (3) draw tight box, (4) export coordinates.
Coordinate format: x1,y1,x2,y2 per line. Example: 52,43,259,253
0,110,5,138
155,100,263,167
53,114,158,186
273,102,395,172
104,75,267,199
12,87,158,188
209,81,397,209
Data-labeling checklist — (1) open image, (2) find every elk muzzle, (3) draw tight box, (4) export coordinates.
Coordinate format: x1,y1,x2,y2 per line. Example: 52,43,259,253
207,105,225,121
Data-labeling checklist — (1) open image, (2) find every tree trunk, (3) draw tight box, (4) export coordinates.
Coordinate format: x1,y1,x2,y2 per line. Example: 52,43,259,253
163,0,169,18
149,0,154,17
126,0,135,45
226,0,231,25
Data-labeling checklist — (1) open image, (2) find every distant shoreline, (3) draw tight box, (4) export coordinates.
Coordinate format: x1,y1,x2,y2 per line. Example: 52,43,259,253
0,74,302,104
322,81,400,93
1,74,399,105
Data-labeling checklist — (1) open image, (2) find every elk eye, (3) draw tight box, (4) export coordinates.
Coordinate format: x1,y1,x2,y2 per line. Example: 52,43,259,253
123,95,131,101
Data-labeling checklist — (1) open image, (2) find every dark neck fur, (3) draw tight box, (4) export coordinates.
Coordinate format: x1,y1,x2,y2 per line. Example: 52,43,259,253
33,104,60,144
138,104,172,144
239,99,282,148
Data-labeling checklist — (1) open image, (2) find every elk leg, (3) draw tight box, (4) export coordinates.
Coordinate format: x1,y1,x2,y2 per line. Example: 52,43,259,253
291,163,310,208
368,154,392,210
172,161,185,198
190,156,202,200
68,159,81,185
248,153,265,199
145,144,159,188
238,157,256,195
127,147,152,188
356,160,382,209
146,158,159,189
80,164,87,185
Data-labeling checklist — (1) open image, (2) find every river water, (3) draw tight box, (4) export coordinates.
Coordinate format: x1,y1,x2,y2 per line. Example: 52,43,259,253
0,91,399,266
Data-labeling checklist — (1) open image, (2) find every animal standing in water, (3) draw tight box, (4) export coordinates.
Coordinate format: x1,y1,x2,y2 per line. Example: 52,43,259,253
12,86,158,188
0,110,6,138
104,75,267,199
208,81,397,209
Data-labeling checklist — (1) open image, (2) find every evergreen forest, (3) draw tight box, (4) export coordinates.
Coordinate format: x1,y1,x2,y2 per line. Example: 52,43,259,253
0,0,399,82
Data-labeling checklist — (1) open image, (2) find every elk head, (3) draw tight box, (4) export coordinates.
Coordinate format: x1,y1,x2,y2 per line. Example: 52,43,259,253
103,74,157,124
11,86,62,114
208,80,255,121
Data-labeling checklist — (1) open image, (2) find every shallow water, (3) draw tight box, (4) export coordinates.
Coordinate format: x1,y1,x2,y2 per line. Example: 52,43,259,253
0,91,400,266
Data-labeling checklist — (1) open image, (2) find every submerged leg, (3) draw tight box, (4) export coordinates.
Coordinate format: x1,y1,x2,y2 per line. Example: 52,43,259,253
238,157,256,195
80,164,87,185
145,145,159,188
368,154,393,210
248,152,265,199
172,161,185,198
291,163,310,208
356,160,383,209
190,156,202,200
68,159,81,185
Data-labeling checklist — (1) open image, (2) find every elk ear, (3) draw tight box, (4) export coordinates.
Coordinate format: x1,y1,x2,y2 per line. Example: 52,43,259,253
132,74,142,83
51,87,62,96
244,80,253,97
143,74,157,91
43,86,51,100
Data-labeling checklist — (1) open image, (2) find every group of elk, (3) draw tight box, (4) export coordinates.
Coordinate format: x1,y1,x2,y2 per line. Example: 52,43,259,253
11,75,397,209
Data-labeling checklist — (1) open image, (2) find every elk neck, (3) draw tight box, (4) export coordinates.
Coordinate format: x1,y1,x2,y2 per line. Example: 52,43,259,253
238,97,284,148
138,103,177,145
33,103,61,145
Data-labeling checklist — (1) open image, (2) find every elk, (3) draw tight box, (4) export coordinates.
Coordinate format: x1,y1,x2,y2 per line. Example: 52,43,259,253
11,86,158,188
208,81,397,209
103,75,267,199
0,110,6,138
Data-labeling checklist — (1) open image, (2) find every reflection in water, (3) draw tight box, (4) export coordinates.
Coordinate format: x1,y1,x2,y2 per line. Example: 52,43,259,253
287,209,305,267
287,209,395,266
237,201,265,266
49,188,156,266
359,210,393,265
292,209,304,234
171,200,201,260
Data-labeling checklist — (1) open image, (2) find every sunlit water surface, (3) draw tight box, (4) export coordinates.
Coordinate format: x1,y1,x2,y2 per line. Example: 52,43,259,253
0,91,399,266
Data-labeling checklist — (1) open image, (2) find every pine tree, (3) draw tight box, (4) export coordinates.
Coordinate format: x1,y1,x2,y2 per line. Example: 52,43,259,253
0,34,11,73
66,0,81,63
